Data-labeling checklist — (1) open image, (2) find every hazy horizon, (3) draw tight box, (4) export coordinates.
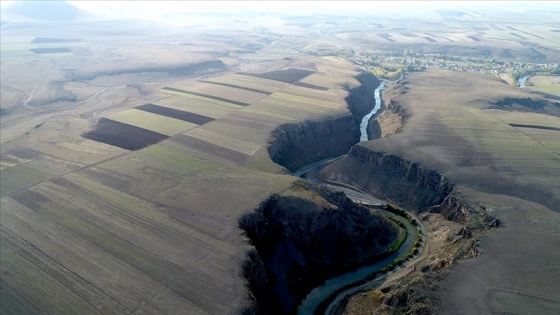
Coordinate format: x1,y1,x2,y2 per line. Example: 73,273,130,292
2,0,558,21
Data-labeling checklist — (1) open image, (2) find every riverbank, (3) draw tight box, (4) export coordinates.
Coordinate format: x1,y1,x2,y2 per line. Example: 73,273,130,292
239,180,400,314
292,78,430,314
301,206,424,315
312,69,560,315
239,70,393,314
360,81,385,141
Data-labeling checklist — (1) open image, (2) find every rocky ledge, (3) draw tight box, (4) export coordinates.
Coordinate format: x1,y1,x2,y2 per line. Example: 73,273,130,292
268,72,379,172
239,180,398,315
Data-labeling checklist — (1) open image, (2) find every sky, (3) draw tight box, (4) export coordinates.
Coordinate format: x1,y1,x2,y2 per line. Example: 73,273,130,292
1,1,556,20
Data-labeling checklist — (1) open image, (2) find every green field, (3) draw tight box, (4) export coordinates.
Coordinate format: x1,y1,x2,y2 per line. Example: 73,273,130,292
532,85,560,93
199,121,268,144
185,127,261,156
0,164,54,197
160,88,246,109
254,96,329,115
134,143,218,175
106,109,198,136
155,95,239,118
271,92,342,109
205,75,286,93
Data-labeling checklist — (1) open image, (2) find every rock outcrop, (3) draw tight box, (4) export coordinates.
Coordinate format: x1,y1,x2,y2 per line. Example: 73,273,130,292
314,145,501,228
268,72,379,172
240,72,389,314
345,72,380,126
317,145,454,213
268,115,360,172
239,181,398,315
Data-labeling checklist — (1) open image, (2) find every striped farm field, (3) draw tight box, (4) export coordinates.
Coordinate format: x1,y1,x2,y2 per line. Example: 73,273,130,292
1,56,364,315
136,104,214,125
516,129,560,154
106,109,199,136
485,110,560,130
177,82,268,104
270,91,342,109
60,172,238,256
239,103,305,121
0,147,43,169
198,80,271,95
296,74,347,89
292,81,329,91
155,96,239,118
22,137,127,165
82,118,169,151
253,97,329,116
0,164,55,197
185,128,261,156
202,76,284,93
133,143,218,176
238,68,314,83
0,157,82,197
161,87,250,106
199,121,267,145
1,173,239,314
213,74,290,91
171,134,251,165
280,84,336,101
160,87,246,109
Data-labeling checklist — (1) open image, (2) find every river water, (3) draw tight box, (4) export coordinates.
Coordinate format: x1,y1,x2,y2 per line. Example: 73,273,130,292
298,211,418,315
518,75,530,88
295,79,420,315
359,81,385,141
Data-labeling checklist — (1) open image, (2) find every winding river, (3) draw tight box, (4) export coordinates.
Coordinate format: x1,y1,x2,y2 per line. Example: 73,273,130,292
298,211,420,315
294,80,423,315
518,75,531,88
360,81,385,141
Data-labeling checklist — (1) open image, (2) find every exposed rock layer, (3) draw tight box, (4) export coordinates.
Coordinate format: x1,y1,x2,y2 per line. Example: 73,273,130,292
241,72,391,314
239,181,398,315
315,144,502,230
268,72,379,172
318,146,453,213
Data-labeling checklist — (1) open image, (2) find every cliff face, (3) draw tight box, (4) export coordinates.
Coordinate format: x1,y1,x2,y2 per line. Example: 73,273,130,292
239,181,398,315
268,72,379,172
345,72,380,126
385,99,409,121
239,72,388,314
268,115,360,172
320,145,454,211
314,145,499,227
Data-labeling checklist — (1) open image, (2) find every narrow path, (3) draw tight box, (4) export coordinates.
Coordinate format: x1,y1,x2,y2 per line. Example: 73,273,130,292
324,210,425,314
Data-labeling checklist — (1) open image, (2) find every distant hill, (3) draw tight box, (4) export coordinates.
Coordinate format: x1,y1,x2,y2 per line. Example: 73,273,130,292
1,1,88,21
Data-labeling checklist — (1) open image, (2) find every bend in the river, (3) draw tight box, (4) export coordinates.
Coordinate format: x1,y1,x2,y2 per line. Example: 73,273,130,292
294,80,425,315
